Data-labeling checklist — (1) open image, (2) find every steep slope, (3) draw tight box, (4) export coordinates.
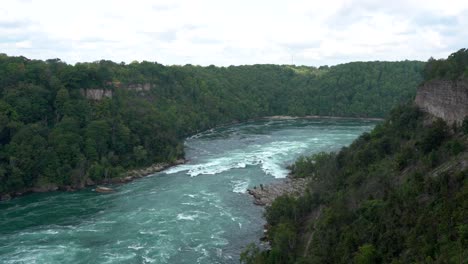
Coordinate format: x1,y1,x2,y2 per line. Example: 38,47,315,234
241,50,468,264
242,106,467,264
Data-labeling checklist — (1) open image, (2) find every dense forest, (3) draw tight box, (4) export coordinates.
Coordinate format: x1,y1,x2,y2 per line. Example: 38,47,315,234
242,105,467,263
424,48,468,80
240,50,468,263
0,54,424,195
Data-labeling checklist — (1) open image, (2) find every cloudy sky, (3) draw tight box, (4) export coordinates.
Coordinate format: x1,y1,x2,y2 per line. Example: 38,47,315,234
1,0,467,66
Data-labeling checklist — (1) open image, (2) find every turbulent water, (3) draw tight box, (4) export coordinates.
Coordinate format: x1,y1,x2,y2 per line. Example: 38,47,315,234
0,118,377,264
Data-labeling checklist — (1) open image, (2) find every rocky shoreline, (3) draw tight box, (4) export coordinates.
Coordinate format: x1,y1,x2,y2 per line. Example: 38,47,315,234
107,159,185,185
247,177,309,207
247,176,310,244
264,115,384,121
0,159,185,201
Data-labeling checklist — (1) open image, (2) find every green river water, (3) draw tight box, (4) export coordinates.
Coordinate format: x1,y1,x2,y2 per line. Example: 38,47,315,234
0,118,377,263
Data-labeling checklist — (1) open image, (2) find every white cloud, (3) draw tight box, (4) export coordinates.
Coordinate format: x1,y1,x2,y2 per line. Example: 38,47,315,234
14,40,32,48
0,0,467,66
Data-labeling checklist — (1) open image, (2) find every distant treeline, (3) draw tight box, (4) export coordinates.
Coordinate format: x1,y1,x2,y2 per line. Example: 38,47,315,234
0,53,423,194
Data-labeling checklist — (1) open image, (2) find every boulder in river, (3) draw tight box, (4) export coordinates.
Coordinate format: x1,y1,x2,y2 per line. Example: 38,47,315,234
123,176,133,183
95,186,115,193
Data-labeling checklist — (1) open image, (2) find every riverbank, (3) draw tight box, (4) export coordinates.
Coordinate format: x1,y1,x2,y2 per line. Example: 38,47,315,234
247,176,311,244
0,116,378,263
0,159,185,201
106,159,186,185
264,115,384,121
247,176,310,206
1,114,379,202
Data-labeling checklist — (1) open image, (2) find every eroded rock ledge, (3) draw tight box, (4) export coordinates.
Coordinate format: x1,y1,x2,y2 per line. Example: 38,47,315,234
125,159,185,180
415,79,468,124
80,83,154,101
247,177,309,206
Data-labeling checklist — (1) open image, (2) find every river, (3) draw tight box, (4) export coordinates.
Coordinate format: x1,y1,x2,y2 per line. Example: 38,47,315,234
0,118,377,263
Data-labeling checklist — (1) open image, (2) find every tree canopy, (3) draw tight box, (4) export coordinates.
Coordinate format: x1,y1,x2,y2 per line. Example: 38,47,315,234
242,103,467,264
423,48,468,81
0,54,424,195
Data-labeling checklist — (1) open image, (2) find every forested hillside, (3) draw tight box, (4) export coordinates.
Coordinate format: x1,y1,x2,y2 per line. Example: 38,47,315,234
240,50,468,264
424,48,468,81
242,104,467,263
0,54,424,196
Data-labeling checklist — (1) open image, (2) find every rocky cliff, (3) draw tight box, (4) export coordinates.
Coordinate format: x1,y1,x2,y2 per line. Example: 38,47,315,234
80,88,113,100
80,83,153,100
127,83,152,92
415,79,468,124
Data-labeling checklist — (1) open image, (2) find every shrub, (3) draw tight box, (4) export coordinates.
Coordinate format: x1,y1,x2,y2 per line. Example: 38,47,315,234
354,244,379,264
445,139,465,155
419,119,448,153
462,116,468,135
395,146,414,171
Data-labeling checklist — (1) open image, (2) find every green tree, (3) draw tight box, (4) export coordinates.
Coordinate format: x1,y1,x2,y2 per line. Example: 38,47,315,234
54,88,70,122
354,244,378,264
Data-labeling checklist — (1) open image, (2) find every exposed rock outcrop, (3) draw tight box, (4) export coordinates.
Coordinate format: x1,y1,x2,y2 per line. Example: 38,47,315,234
247,177,309,206
80,88,113,100
80,83,153,101
120,159,185,180
96,159,185,185
415,79,468,124
127,83,152,92
95,186,114,193
32,183,58,193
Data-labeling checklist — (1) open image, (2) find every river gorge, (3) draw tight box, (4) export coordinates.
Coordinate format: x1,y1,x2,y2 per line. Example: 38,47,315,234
0,118,377,263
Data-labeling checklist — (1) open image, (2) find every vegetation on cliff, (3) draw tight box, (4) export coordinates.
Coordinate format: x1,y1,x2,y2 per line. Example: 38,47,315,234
242,50,468,264
241,103,467,263
241,49,468,263
0,54,423,195
424,48,468,81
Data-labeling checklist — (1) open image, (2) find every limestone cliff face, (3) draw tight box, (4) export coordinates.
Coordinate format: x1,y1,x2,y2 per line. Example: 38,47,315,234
80,89,113,100
415,79,468,124
127,83,152,92
80,83,152,100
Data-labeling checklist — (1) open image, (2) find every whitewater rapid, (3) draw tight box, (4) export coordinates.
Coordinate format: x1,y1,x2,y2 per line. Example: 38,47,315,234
166,119,373,182
0,118,377,263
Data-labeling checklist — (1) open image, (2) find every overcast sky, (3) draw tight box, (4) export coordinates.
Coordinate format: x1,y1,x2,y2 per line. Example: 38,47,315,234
1,0,467,66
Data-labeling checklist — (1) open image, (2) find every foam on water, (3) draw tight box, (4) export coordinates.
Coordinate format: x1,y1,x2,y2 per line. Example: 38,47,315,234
176,213,198,221
0,118,378,264
166,140,310,179
231,180,249,193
